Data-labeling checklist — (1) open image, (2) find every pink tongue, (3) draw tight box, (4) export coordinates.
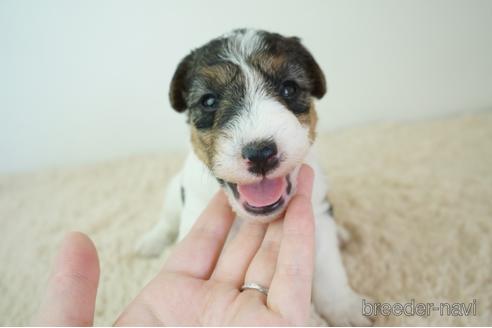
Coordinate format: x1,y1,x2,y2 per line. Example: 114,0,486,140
238,177,285,207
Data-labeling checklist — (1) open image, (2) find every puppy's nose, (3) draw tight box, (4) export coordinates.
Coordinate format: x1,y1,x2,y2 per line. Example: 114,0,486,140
242,140,278,175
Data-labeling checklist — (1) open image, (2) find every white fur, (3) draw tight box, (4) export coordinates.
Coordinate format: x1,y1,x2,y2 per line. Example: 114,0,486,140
221,29,265,65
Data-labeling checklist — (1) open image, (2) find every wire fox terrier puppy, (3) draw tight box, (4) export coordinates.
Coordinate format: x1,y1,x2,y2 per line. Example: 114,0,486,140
137,29,371,326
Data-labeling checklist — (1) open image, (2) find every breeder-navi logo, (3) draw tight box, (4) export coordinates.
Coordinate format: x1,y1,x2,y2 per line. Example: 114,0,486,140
362,299,478,317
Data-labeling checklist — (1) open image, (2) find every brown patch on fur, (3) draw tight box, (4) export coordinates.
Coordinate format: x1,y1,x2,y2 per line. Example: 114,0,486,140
198,64,238,86
298,102,318,142
251,53,286,76
188,64,241,170
190,126,216,168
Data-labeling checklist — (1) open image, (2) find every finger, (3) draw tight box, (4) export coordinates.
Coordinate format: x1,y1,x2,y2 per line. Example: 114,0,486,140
240,218,283,299
33,232,100,326
211,221,267,286
268,165,315,324
295,164,314,198
163,190,235,279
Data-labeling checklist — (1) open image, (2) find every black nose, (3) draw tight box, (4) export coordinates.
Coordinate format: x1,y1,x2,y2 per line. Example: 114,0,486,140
242,140,279,175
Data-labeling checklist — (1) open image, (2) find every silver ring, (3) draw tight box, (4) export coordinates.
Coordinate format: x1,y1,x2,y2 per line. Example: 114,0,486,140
240,282,269,296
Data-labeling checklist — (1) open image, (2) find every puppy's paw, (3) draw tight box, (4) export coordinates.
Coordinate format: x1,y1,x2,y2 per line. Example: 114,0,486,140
134,232,172,257
318,291,374,326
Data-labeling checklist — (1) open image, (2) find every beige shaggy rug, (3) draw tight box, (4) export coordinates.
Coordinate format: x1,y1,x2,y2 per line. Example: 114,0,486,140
0,112,491,326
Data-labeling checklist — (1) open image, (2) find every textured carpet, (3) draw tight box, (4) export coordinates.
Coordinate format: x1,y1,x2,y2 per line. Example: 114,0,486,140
0,112,491,326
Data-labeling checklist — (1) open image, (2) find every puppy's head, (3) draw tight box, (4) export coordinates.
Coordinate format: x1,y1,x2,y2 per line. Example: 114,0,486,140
170,29,326,222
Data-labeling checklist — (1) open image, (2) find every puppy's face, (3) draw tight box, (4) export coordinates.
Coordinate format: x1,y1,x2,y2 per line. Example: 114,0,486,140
170,29,326,222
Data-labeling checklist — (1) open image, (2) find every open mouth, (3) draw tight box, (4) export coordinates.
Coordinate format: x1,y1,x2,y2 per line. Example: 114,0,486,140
227,175,292,216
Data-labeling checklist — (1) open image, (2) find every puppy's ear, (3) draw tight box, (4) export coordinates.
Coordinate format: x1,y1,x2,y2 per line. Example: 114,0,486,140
289,37,327,99
169,53,194,112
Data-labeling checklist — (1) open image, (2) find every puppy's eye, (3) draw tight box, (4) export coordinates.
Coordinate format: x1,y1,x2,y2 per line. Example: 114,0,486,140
200,94,218,111
280,80,298,99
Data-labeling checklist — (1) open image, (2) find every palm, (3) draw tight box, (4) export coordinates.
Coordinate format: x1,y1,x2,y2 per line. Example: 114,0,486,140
118,273,285,325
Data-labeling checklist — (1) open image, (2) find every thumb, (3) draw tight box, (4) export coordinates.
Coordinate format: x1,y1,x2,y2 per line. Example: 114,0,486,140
33,232,100,326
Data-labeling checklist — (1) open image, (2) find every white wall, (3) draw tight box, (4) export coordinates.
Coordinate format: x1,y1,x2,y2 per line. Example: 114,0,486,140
1,0,491,173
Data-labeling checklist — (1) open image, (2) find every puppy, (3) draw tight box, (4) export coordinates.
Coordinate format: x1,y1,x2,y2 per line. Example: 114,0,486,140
137,29,371,326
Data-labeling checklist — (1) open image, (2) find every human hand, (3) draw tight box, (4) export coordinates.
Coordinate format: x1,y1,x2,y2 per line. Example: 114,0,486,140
33,164,315,326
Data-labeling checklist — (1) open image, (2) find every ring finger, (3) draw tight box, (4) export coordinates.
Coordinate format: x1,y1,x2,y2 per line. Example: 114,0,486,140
241,218,283,299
